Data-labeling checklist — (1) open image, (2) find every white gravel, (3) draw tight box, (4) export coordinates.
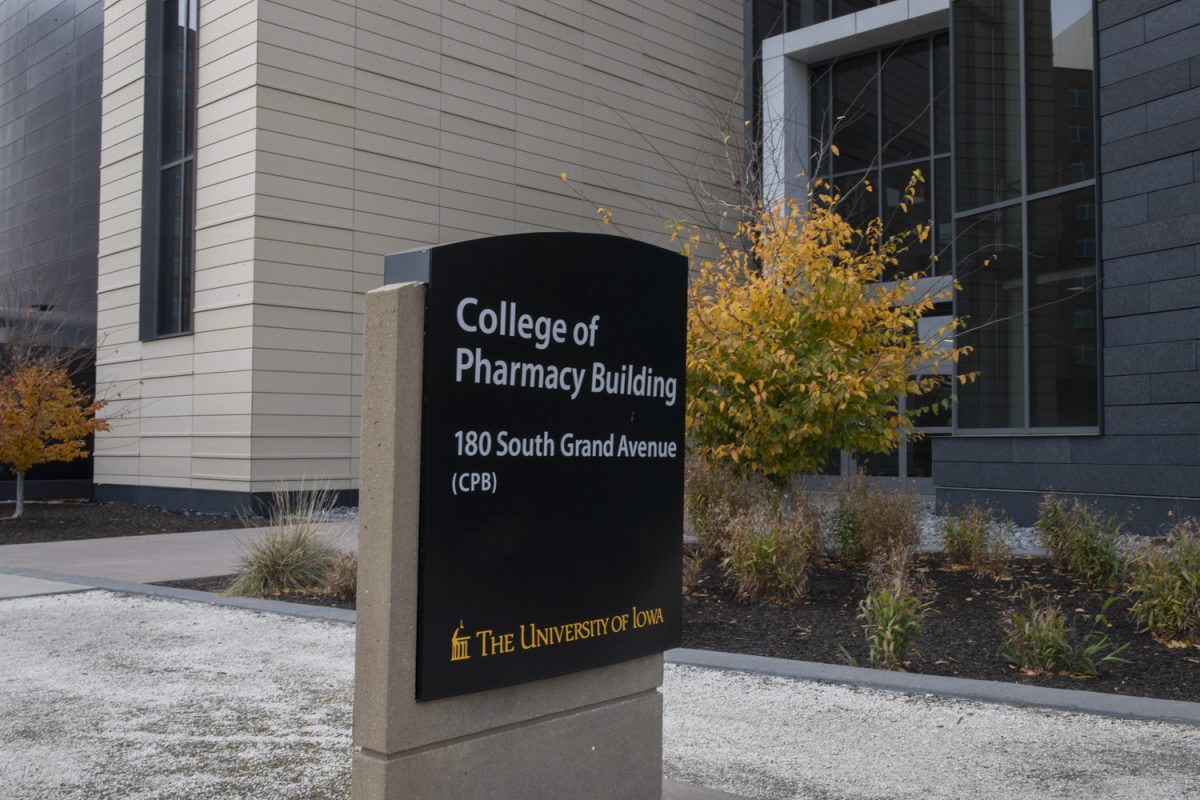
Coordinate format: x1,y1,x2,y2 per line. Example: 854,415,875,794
663,665,1200,800
3,591,1198,800
0,591,355,800
918,510,1043,555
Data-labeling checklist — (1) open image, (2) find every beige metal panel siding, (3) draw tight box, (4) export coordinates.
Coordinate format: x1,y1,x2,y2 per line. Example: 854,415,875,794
96,0,741,498
244,0,741,489
95,0,261,492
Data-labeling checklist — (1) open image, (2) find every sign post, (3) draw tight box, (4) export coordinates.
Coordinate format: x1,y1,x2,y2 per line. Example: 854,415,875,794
352,233,685,800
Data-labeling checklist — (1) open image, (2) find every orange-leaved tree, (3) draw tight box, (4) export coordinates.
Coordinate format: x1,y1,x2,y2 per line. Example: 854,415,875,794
0,359,108,519
684,174,973,485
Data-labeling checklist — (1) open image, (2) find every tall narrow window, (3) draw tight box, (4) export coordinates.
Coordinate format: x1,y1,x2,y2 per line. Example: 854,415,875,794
953,0,1099,430
141,0,197,339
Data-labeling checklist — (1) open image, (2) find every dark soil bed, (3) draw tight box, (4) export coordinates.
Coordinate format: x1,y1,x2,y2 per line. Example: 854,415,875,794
684,552,1200,703
0,501,243,545
162,555,1200,703
157,575,350,609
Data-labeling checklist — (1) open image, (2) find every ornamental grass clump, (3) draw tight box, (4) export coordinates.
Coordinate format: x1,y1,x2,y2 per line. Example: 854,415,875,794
1036,495,1124,591
685,454,777,560
829,473,921,564
942,502,1011,576
1000,593,1128,677
226,487,343,598
324,551,358,602
858,542,931,670
721,496,822,603
859,588,930,670
1127,518,1200,645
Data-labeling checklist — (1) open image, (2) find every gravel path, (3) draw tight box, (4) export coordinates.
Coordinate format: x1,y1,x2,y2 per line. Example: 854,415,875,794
2,591,1198,800
1,592,354,800
663,666,1200,800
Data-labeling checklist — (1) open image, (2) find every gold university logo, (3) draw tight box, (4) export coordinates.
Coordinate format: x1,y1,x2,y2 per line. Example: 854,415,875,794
451,620,470,662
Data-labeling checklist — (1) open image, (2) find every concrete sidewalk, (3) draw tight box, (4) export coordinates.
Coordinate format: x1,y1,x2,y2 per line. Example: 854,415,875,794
0,522,355,585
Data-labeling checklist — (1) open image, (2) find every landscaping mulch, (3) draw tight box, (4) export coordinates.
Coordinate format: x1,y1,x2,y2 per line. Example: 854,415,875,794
156,575,350,609
164,553,1199,704
0,501,242,545
684,552,1200,703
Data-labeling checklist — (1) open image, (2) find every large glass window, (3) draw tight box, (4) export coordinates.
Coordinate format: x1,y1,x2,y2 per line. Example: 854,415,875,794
832,53,879,173
783,1,877,32
882,41,930,163
1028,188,1098,426
811,35,953,278
957,206,1026,428
751,0,891,37
953,0,1098,430
142,0,197,339
955,0,1023,211
1026,0,1097,193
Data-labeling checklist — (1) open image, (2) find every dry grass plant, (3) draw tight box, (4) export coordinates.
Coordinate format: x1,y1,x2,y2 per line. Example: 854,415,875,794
682,551,704,596
829,472,921,564
1000,592,1128,677
685,454,777,560
324,551,358,602
721,494,822,604
1036,494,1124,591
1127,518,1200,646
941,502,1011,576
226,486,344,598
857,540,932,670
866,541,926,597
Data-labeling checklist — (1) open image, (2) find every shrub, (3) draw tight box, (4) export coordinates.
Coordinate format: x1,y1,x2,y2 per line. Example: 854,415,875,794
829,473,921,563
1000,594,1128,677
858,586,930,670
942,502,1011,575
1127,518,1200,645
1036,494,1124,591
684,179,968,484
226,487,343,598
721,497,821,603
685,454,777,560
324,552,358,602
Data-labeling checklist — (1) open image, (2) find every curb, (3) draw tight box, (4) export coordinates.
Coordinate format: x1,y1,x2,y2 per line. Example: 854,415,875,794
0,565,355,624
662,778,747,800
665,647,1200,729
7,564,1198,730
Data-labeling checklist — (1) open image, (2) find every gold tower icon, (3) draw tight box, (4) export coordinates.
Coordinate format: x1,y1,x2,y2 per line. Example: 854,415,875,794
451,620,470,662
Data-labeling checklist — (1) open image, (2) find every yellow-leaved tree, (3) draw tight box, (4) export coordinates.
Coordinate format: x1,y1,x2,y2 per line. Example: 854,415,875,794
0,359,109,519
685,175,972,484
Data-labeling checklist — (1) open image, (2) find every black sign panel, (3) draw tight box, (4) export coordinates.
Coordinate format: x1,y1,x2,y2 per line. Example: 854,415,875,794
384,233,685,701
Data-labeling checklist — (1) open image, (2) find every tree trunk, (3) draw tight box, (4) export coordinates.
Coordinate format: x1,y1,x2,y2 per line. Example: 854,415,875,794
11,472,24,520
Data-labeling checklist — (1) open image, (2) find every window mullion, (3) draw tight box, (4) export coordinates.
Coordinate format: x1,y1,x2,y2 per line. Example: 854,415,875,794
1019,0,1031,430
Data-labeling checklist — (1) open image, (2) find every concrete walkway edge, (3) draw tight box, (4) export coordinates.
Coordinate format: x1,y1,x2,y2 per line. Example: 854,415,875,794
0,565,356,624
662,778,746,799
667,647,1200,728
6,564,1198,731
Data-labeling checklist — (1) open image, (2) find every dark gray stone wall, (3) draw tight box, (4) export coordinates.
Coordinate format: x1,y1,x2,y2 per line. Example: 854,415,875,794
0,0,103,497
0,0,102,342
936,0,1200,535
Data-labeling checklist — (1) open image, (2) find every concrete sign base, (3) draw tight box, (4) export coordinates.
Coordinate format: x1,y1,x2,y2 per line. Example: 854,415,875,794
351,282,664,800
